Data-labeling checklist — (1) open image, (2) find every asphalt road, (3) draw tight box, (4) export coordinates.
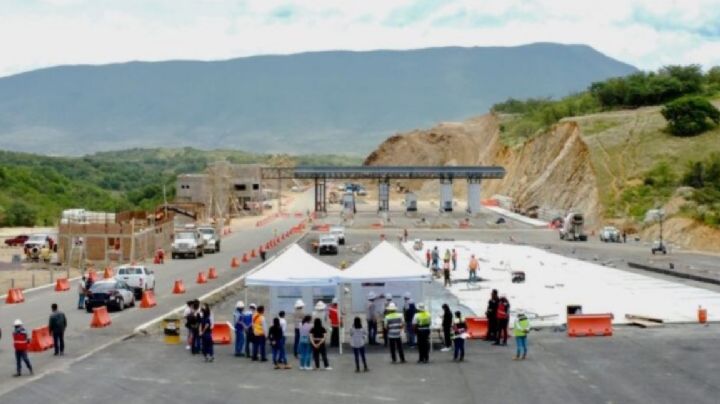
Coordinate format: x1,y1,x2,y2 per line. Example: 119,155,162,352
0,194,313,395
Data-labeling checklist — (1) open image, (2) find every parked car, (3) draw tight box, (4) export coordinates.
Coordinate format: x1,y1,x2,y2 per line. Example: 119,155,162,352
198,226,221,253
318,234,339,255
85,279,136,312
4,235,29,247
329,225,346,245
171,229,205,259
599,226,621,243
115,265,156,299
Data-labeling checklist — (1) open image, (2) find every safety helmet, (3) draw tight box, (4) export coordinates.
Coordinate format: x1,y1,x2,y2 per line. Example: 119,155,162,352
14,319,23,326
236,301,245,309
315,301,326,311
249,303,257,309
367,291,376,300
332,297,338,304
387,302,397,311
404,292,411,299
294,299,305,309
417,302,426,310
385,293,393,300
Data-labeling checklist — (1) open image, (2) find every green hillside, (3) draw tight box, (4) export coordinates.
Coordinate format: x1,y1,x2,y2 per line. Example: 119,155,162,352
0,148,361,226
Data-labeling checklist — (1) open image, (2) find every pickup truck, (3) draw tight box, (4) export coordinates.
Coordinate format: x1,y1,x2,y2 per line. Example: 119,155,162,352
318,234,339,255
198,226,221,253
115,265,156,299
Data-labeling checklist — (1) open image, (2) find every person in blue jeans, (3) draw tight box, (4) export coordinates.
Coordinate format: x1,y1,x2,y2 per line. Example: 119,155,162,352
243,304,255,358
233,301,246,357
452,311,467,361
350,317,369,372
269,317,290,369
199,303,214,362
513,312,531,360
297,315,313,370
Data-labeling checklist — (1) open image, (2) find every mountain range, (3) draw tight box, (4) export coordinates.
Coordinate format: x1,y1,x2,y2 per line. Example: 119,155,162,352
0,43,636,155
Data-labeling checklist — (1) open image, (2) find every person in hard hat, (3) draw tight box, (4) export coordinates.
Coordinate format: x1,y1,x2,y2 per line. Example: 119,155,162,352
199,303,215,362
468,254,479,283
48,303,67,356
298,315,313,370
329,298,341,348
292,299,306,358
233,301,247,357
452,311,467,361
382,294,394,347
384,302,405,363
310,318,331,370
494,294,511,346
403,298,417,347
12,319,33,377
513,313,531,360
451,248,458,271
412,302,431,364
366,292,378,345
441,304,453,352
252,305,268,362
243,304,256,358
350,317,369,372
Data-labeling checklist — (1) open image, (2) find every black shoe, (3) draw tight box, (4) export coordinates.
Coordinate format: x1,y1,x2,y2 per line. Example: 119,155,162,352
251,358,258,361
355,369,360,373
54,353,59,356
492,342,500,346
29,369,33,375
261,358,268,362
12,373,21,377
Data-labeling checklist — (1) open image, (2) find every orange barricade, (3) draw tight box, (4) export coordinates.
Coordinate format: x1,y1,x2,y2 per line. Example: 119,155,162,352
370,223,384,229
241,253,249,263
208,267,218,279
173,280,186,294
5,288,24,304
567,313,613,337
251,249,257,258
140,290,157,308
212,322,232,345
481,198,500,207
459,222,470,229
91,306,112,328
465,316,489,339
28,326,54,352
103,267,114,279
196,272,207,284
55,278,70,292
231,257,240,268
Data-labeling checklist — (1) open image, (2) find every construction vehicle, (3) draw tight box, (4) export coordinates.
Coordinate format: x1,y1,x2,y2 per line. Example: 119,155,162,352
559,212,587,241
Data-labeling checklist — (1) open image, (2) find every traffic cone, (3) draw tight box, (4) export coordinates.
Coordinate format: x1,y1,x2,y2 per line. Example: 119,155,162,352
208,267,218,279
242,253,249,263
172,280,186,294
231,257,240,268
196,272,207,284
140,290,157,308
103,267,114,279
251,249,257,258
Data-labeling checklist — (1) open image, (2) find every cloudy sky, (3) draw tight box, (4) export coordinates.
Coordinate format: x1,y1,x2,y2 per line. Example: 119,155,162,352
1,0,719,77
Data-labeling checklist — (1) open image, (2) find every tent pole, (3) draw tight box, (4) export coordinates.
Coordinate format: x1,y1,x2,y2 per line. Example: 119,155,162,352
337,283,343,355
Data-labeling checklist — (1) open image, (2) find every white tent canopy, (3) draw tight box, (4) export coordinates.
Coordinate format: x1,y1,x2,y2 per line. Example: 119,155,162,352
340,241,432,283
245,244,340,287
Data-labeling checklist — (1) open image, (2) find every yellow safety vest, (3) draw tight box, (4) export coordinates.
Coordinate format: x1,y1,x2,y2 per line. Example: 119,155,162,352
416,311,431,328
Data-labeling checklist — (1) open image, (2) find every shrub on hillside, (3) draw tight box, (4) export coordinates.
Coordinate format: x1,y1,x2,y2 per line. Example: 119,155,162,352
661,96,720,136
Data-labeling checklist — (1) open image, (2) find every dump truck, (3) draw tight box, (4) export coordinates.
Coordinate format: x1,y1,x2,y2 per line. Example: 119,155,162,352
559,212,587,241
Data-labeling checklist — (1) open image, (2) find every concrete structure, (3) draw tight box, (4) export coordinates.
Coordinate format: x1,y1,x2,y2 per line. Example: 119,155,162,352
378,179,390,212
439,178,453,212
467,178,482,214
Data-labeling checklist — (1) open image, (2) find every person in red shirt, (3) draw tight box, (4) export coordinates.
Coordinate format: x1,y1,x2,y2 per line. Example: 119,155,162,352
329,298,341,348
494,294,511,346
12,319,33,377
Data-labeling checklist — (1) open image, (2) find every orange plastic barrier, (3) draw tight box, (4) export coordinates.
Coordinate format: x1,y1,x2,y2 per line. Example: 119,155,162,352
208,267,218,279
173,280,186,294
103,267,114,279
140,290,157,308
241,253,249,263
212,322,232,345
251,249,257,258
231,257,240,268
55,278,70,292
370,223,384,229
459,222,470,229
698,307,707,324
465,316,489,339
28,326,54,352
196,272,208,284
5,288,24,304
481,198,500,207
567,313,613,337
91,306,112,328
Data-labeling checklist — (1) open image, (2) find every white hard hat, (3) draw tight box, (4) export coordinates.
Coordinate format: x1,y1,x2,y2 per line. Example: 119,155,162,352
387,302,397,311
368,291,376,300
332,297,338,304
385,293,393,300
14,319,22,326
404,292,411,299
249,303,257,309
315,301,326,311
236,301,245,309
417,302,426,310
294,299,305,309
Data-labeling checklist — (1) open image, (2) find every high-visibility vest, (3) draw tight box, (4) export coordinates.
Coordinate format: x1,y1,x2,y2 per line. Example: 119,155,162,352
514,318,530,337
13,330,29,351
384,312,403,338
252,313,265,336
415,311,431,328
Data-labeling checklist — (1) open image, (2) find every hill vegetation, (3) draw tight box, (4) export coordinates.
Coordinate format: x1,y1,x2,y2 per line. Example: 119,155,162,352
0,148,361,226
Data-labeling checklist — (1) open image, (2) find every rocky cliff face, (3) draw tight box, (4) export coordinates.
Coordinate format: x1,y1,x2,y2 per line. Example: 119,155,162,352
364,114,601,226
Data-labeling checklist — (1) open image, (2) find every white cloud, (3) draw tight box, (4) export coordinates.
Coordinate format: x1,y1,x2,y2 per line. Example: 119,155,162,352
1,0,719,77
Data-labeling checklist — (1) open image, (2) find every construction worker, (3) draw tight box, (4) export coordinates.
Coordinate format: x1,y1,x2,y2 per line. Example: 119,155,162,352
452,311,467,361
513,313,531,360
12,319,33,377
366,292,378,345
48,303,67,356
312,300,328,330
233,301,246,357
292,299,305,357
243,303,256,358
384,303,405,363
413,303,431,363
252,305,268,362
382,294,393,347
468,254,479,283
486,289,499,341
328,298,341,348
494,294,511,346
451,249,457,271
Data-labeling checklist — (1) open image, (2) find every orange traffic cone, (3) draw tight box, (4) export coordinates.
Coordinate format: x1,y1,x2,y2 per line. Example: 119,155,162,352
140,290,157,308
242,253,249,263
251,249,257,258
196,272,207,284
172,280,186,294
208,267,218,279
103,267,114,279
231,257,240,268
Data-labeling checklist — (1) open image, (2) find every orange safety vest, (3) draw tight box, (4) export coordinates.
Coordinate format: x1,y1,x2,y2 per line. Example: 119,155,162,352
252,313,265,336
13,330,29,351
469,258,479,271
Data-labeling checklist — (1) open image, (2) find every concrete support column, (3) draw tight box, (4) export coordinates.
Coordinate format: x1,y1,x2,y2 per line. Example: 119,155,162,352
314,178,326,213
467,178,482,214
440,178,453,212
378,179,390,212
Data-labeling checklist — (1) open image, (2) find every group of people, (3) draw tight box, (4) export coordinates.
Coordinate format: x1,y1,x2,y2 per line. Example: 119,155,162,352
482,289,530,360
11,303,68,377
425,247,461,286
183,299,217,362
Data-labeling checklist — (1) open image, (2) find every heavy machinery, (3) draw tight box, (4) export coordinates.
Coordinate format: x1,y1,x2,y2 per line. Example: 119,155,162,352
559,212,587,241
